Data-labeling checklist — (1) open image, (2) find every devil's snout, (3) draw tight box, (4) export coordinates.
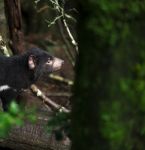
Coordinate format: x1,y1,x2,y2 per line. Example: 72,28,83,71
52,57,64,71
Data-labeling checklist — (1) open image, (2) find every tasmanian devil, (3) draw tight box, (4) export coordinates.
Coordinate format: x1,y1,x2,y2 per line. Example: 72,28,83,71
0,48,64,111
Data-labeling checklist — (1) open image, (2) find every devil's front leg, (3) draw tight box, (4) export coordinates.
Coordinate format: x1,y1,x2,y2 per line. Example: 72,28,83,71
0,89,19,111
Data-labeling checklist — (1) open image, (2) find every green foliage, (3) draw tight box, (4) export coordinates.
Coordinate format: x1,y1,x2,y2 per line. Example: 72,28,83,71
91,1,145,149
0,101,36,138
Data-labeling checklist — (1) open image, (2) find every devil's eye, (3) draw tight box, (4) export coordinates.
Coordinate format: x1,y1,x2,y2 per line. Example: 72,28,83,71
47,58,51,63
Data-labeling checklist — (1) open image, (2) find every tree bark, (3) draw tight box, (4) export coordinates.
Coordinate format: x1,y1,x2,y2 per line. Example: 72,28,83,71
4,0,25,54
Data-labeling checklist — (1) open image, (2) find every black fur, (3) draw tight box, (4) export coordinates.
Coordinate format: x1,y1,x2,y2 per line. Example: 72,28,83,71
0,48,62,111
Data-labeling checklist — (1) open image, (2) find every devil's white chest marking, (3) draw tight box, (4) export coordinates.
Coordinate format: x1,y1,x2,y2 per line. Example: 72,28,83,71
0,85,11,92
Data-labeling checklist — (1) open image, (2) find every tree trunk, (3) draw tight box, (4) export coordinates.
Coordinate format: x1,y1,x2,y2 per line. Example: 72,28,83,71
4,0,25,54
71,2,110,150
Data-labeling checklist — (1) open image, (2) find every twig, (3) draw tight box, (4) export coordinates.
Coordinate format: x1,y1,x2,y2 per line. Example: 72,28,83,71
62,17,78,52
31,84,70,113
54,0,78,53
49,74,74,86
57,18,75,67
46,15,63,27
65,13,77,22
49,0,63,11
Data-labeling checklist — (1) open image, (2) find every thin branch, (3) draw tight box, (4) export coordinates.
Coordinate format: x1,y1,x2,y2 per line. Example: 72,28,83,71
49,0,63,11
54,0,78,53
57,18,75,67
49,74,74,86
46,15,63,27
62,17,78,52
65,13,76,22
31,84,70,113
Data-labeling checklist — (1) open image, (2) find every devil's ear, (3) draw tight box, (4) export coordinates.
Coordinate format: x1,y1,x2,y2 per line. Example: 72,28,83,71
28,55,36,70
